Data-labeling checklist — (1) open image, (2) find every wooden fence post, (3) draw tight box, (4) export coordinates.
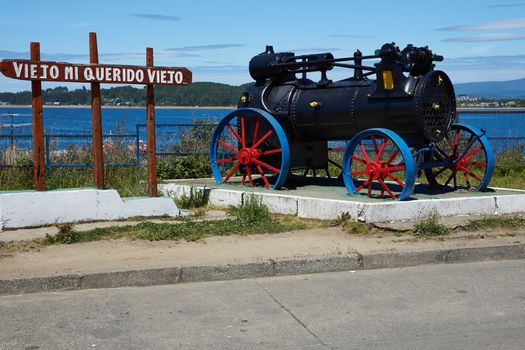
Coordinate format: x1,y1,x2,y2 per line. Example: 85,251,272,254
89,32,105,189
146,47,158,197
30,42,46,191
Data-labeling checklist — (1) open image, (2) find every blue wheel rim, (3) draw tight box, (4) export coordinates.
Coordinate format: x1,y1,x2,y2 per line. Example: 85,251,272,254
210,108,290,189
342,128,416,201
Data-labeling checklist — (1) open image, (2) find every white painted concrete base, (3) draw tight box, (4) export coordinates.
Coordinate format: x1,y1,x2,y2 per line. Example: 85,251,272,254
160,183,525,223
0,189,178,229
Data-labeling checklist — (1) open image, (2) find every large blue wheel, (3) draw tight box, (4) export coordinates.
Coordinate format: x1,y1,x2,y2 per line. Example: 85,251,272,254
424,123,494,191
210,108,290,189
342,128,416,200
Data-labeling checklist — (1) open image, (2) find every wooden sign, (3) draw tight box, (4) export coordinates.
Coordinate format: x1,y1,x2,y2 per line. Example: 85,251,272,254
0,60,192,85
0,32,190,195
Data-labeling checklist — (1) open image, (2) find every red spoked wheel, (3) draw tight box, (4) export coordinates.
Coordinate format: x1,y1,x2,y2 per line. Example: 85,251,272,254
342,128,416,200
210,108,290,189
424,123,494,191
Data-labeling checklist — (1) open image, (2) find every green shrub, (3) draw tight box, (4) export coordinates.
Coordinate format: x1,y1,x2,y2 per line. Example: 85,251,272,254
175,186,208,209
45,223,80,244
229,195,271,225
413,214,449,237
157,155,211,180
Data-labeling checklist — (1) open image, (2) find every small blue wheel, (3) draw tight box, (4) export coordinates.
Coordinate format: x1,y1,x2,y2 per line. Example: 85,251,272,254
342,128,416,200
210,108,290,189
424,123,494,191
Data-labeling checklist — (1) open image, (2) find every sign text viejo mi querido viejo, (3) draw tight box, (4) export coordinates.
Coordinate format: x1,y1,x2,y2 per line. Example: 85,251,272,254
0,60,191,85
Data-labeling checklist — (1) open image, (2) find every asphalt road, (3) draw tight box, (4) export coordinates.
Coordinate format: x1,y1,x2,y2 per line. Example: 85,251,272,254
1,260,525,350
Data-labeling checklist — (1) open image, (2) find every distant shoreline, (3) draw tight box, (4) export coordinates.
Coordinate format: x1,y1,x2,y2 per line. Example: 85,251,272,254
0,105,236,110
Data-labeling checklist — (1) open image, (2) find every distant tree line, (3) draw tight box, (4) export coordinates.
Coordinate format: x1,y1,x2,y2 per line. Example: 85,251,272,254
0,82,252,106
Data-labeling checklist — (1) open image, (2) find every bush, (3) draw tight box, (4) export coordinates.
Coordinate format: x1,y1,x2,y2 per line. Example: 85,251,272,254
157,155,211,180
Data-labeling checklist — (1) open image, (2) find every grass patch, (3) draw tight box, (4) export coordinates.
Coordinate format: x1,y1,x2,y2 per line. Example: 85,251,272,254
174,186,208,209
228,195,270,224
45,223,79,244
413,214,449,238
463,215,525,231
334,212,370,234
40,198,329,245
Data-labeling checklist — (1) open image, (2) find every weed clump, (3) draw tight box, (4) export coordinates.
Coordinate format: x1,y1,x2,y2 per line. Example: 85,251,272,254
45,223,80,244
413,214,449,237
175,186,209,209
229,195,271,225
334,212,369,234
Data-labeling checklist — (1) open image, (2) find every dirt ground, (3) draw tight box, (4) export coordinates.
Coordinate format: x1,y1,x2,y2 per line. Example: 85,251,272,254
1,225,522,280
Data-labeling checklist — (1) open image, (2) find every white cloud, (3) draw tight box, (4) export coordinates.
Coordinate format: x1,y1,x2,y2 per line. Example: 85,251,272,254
443,33,525,42
438,17,525,31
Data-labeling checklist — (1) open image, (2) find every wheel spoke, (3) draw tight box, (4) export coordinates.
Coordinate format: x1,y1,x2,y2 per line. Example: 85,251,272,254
252,117,260,145
463,146,483,160
444,171,455,186
240,116,246,148
217,157,235,164
246,166,254,186
432,166,449,178
356,178,371,192
241,171,247,185
259,148,281,156
470,161,486,167
328,158,343,169
453,129,460,153
368,177,372,197
371,136,379,155
378,179,396,199
252,130,273,149
359,144,370,162
386,150,399,164
386,173,405,187
434,145,449,160
224,161,241,182
464,172,471,189
460,166,482,182
376,138,388,161
387,165,405,172
351,155,367,165
256,164,271,188
351,170,367,176
226,124,242,144
218,139,239,154
252,159,280,174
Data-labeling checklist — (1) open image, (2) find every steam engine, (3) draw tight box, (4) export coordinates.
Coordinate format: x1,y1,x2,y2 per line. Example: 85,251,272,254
241,43,455,169
210,42,493,200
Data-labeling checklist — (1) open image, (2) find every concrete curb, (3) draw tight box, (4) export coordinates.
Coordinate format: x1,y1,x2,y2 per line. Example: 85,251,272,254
159,183,525,223
1,244,524,296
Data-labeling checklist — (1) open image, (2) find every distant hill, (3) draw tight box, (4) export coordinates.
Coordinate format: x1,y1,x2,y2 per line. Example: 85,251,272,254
0,82,252,107
1,78,524,105
454,78,525,99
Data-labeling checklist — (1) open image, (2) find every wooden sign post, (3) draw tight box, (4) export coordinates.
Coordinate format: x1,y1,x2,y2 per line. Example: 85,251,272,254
90,33,104,189
0,32,192,195
146,48,157,197
30,42,46,191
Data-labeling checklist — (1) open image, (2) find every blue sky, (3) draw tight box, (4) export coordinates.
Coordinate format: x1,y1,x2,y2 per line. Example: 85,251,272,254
1,0,525,91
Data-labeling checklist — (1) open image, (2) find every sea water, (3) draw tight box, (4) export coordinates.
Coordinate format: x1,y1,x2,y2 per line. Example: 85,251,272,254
0,106,523,138
0,107,234,135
